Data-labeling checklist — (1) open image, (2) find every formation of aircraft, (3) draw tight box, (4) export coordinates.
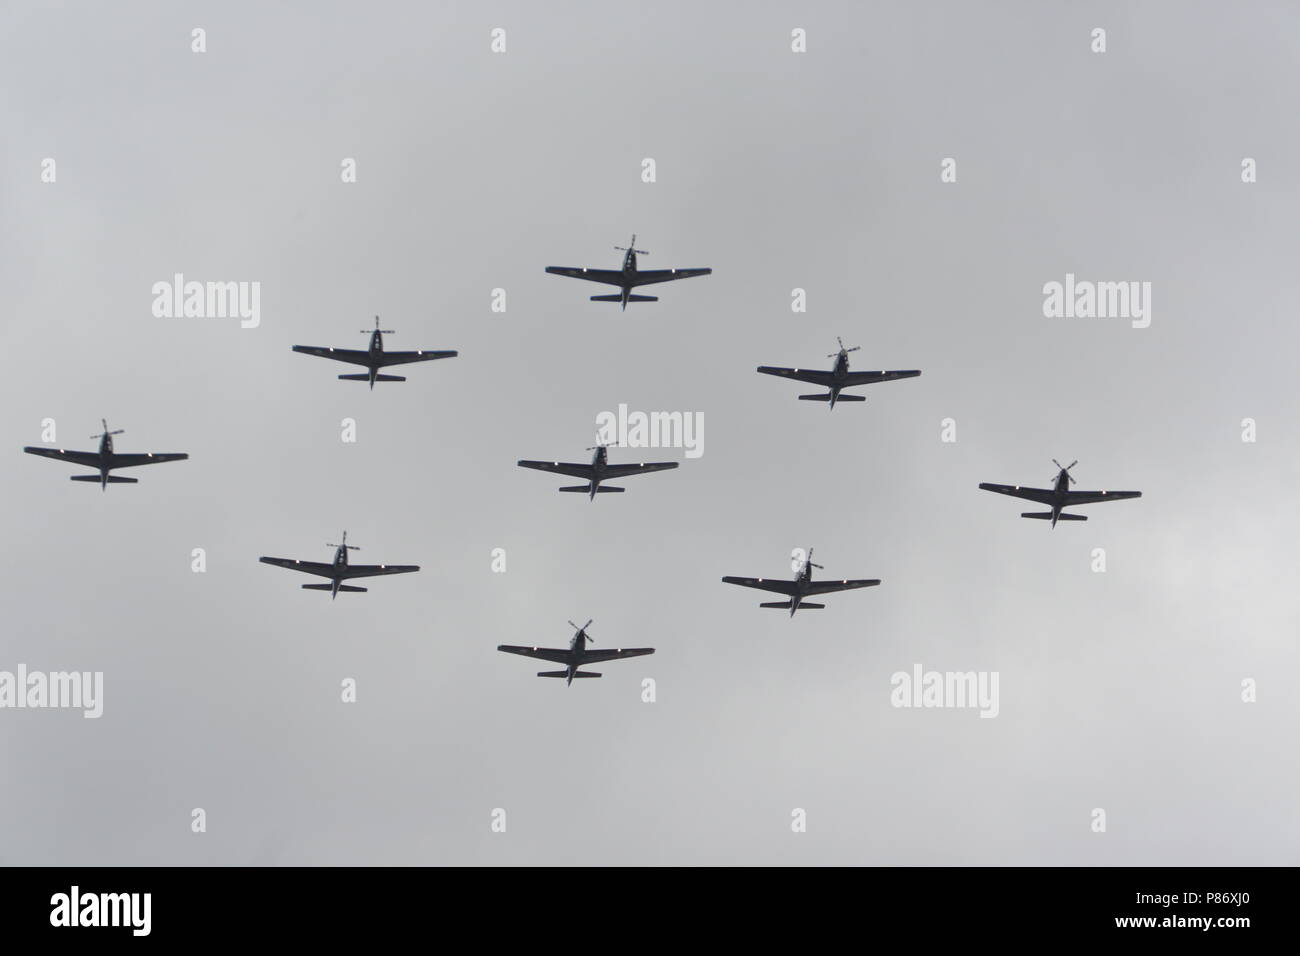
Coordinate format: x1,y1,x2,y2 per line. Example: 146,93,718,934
292,316,458,389
545,235,712,310
22,420,188,490
21,238,1145,687
757,338,921,409
722,548,881,617
979,460,1142,528
517,441,678,500
258,531,420,599
497,620,654,685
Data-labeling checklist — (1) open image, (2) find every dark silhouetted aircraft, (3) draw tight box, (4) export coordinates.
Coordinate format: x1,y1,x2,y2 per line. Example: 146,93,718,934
545,235,712,310
979,460,1142,528
497,619,654,685
517,441,678,500
259,531,419,598
292,316,457,388
22,419,189,490
757,338,921,409
722,547,881,617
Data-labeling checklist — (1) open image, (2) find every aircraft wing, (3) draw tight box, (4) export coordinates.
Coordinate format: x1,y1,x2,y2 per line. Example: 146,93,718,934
628,268,712,287
337,564,420,579
582,648,655,663
109,453,189,469
1063,490,1142,506
841,369,922,386
601,462,679,479
545,267,626,286
292,345,373,367
804,578,882,595
721,576,799,595
497,645,573,665
259,557,336,578
756,366,834,386
23,447,102,467
517,460,595,480
978,483,1057,505
375,350,458,367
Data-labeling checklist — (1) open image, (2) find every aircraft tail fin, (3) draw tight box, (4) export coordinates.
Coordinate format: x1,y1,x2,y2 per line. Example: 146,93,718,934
798,393,865,402
1021,512,1087,521
72,474,136,483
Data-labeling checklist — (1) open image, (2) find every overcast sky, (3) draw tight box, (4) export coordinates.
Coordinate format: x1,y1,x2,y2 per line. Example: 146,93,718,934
2,0,1298,865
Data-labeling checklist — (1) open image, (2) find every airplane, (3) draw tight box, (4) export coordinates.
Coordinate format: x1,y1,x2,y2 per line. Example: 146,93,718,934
545,235,712,310
978,460,1142,528
22,420,188,490
757,337,921,409
722,547,881,617
517,441,678,500
292,316,458,389
497,619,654,685
258,531,419,599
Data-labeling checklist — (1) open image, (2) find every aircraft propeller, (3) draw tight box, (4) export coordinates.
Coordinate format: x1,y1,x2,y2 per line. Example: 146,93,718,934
568,619,594,640
828,337,862,358
1052,459,1078,484
92,418,125,439
328,531,360,551
614,234,648,255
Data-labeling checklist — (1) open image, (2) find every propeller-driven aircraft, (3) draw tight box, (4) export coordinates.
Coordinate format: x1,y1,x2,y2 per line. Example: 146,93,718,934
497,620,654,685
722,547,881,617
545,235,712,310
258,531,420,598
978,460,1142,528
22,420,188,490
757,338,921,409
292,316,458,388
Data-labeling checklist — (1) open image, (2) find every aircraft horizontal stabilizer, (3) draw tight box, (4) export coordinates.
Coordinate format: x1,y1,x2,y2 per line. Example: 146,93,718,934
71,475,137,483
759,601,794,609
572,671,602,678
537,671,569,678
558,485,625,493
589,294,658,302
